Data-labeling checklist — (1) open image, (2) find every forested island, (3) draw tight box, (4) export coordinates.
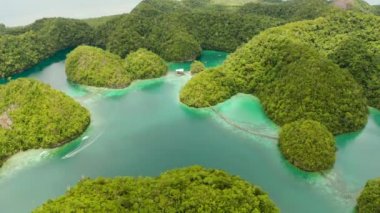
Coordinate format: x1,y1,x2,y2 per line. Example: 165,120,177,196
0,0,379,211
66,46,167,88
0,79,90,166
190,61,206,74
34,166,278,212
279,120,336,172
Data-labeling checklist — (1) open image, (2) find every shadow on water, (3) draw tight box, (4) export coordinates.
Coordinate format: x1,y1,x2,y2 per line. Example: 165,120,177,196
370,107,380,127
336,132,361,150
168,50,228,71
336,107,380,150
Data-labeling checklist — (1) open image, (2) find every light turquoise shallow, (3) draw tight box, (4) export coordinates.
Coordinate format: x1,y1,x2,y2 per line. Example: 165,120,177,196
0,50,379,213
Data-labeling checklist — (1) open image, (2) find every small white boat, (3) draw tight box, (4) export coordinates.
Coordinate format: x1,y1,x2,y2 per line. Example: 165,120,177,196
176,68,185,75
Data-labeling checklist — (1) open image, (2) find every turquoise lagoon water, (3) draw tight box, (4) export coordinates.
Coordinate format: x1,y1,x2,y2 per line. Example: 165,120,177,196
0,50,379,213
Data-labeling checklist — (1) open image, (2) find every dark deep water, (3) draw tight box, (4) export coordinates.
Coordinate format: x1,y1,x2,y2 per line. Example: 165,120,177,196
0,50,379,212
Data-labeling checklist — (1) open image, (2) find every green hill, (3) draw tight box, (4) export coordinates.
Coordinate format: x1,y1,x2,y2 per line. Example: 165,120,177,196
0,18,93,77
66,46,167,88
211,0,259,6
279,120,336,172
179,11,380,171
34,166,279,212
0,79,90,166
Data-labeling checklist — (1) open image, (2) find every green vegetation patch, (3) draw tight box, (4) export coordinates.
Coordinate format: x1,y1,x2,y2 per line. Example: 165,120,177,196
181,34,368,134
66,46,131,88
279,120,336,172
211,0,258,6
374,5,380,15
239,0,333,21
34,166,279,212
190,60,206,74
2,0,378,79
253,36,368,134
260,12,380,109
1,0,345,76
329,37,380,109
66,46,168,88
95,0,285,61
180,68,233,107
0,18,93,77
82,15,123,27
357,177,380,213
180,11,378,134
0,78,90,166
124,48,168,79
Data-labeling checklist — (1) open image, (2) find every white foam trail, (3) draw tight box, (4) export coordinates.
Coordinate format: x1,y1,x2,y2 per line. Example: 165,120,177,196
62,131,104,159
39,150,50,158
301,170,357,207
0,149,50,179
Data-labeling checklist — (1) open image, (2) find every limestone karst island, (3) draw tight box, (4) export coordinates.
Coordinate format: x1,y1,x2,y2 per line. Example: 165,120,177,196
0,0,379,212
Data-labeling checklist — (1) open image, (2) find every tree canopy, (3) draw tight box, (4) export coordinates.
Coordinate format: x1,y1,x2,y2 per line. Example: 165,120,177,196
66,46,130,88
279,120,336,172
190,60,206,74
329,37,380,109
34,166,279,213
357,177,380,213
252,36,368,135
238,0,333,21
374,5,380,15
180,67,233,107
180,11,379,135
0,78,90,166
66,46,167,88
0,18,93,77
124,48,168,80
2,0,373,76
179,10,376,173
93,0,290,61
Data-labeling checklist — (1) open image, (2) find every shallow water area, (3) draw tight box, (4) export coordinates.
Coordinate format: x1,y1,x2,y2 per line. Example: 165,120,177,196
0,50,379,213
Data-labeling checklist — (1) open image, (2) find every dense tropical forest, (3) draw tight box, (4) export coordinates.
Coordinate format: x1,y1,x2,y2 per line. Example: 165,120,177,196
0,79,90,166
0,0,380,211
180,6,379,172
374,5,380,14
66,46,130,88
34,166,279,212
3,0,373,77
66,46,167,88
279,120,336,172
0,18,93,77
190,61,206,74
357,177,380,213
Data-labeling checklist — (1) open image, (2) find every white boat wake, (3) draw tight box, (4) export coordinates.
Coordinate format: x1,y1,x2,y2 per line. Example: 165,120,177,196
82,135,89,141
0,149,50,179
62,131,104,159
